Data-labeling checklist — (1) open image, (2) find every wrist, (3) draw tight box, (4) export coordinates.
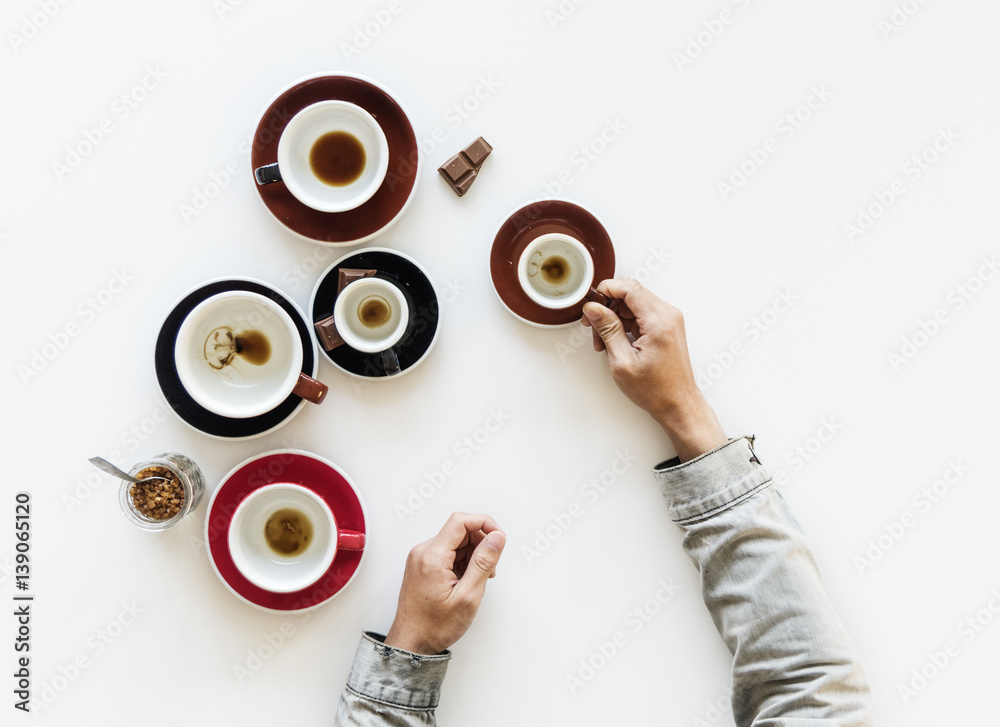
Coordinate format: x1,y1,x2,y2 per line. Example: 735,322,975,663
651,395,727,462
384,623,440,656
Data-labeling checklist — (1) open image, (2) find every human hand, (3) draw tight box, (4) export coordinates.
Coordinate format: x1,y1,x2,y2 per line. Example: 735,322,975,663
384,513,506,655
582,277,727,462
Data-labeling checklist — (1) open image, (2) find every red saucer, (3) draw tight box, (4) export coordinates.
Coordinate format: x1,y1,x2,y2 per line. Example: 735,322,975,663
206,450,367,612
251,73,420,245
490,199,616,326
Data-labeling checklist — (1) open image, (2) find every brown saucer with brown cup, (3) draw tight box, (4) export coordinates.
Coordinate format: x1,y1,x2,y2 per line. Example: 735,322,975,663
490,199,616,327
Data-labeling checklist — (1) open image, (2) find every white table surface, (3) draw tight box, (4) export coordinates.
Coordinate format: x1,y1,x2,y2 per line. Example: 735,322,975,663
4,1,999,724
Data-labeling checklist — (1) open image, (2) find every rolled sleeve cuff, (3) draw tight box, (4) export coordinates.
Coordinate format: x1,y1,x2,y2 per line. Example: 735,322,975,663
653,436,771,524
345,632,451,710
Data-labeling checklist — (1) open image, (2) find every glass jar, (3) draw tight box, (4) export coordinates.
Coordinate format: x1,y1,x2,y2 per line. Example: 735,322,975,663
118,452,205,531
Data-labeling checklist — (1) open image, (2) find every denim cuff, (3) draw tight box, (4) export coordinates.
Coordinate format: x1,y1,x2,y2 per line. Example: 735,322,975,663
653,436,771,524
345,632,451,710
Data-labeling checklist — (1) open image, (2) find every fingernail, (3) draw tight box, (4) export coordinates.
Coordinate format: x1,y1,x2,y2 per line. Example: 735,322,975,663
484,531,505,551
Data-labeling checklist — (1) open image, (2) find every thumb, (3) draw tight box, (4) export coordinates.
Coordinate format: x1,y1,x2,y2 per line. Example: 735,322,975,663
458,531,505,597
583,303,631,360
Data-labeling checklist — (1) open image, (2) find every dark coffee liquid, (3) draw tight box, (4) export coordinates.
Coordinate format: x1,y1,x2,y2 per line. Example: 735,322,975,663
540,255,571,286
204,327,271,369
310,131,366,186
264,508,313,557
236,329,271,366
358,295,391,328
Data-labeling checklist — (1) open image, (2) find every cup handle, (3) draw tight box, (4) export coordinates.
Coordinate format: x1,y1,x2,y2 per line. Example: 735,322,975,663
380,348,401,376
585,287,611,308
291,372,329,404
254,162,282,186
337,529,366,552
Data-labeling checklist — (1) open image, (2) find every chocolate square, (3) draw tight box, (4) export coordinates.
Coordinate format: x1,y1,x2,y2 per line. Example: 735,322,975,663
453,169,478,197
314,315,345,350
337,268,376,294
463,137,492,167
441,154,474,183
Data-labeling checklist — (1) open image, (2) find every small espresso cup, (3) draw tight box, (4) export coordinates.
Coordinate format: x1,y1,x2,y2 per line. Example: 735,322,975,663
228,483,365,594
254,101,390,213
333,277,408,375
174,291,328,418
517,233,595,309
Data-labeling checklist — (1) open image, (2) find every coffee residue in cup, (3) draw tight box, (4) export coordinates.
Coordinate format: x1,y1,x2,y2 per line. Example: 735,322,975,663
264,508,313,556
204,327,271,369
129,467,185,520
310,131,366,187
540,255,571,287
358,295,391,328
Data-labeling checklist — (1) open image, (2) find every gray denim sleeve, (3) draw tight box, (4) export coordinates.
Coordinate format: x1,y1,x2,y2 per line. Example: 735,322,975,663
333,632,450,727
654,437,874,727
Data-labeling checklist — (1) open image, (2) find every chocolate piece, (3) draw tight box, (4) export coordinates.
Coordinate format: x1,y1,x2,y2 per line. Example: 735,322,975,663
585,287,611,308
441,154,474,183
337,268,376,293
454,170,478,196
463,137,492,166
314,315,345,350
438,137,492,197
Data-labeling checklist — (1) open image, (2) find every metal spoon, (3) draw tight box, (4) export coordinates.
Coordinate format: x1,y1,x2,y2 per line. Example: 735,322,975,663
88,457,169,485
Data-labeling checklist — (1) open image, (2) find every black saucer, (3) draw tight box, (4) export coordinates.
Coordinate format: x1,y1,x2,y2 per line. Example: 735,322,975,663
155,279,316,438
310,249,439,378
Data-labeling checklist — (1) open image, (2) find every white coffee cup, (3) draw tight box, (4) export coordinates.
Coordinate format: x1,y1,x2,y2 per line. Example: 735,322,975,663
254,101,389,213
517,233,594,309
333,277,409,354
174,291,327,418
228,483,365,593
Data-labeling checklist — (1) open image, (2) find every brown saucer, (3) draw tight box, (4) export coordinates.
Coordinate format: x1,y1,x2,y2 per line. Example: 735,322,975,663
490,199,616,326
251,73,419,245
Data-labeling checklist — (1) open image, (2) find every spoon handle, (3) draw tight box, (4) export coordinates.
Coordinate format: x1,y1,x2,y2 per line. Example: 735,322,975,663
88,456,167,485
89,457,141,484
